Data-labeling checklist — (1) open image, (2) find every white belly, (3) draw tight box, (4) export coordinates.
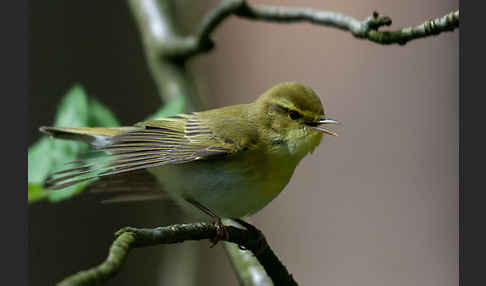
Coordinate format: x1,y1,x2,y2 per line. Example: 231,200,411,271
147,153,298,219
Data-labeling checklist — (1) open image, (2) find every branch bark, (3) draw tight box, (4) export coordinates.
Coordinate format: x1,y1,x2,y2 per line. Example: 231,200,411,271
223,218,273,286
163,0,459,60
58,223,296,286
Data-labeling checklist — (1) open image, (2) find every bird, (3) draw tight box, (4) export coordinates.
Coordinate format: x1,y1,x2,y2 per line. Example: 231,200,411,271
40,81,338,243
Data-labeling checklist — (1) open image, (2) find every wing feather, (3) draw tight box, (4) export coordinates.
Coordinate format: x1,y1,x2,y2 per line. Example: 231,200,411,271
44,112,236,191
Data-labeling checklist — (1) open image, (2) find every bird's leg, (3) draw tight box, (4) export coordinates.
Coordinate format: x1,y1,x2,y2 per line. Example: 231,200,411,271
185,198,228,247
232,218,268,256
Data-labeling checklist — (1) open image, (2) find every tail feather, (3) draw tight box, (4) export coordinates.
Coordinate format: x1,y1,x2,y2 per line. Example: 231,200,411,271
39,126,168,203
39,126,139,146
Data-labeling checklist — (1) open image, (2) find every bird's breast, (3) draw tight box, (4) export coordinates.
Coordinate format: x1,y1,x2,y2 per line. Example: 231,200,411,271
147,148,299,218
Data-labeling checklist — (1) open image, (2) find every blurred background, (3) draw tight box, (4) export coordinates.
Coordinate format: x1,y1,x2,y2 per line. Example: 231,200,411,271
28,0,459,285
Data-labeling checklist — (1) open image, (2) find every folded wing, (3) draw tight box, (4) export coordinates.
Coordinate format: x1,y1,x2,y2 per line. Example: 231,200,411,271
42,112,236,191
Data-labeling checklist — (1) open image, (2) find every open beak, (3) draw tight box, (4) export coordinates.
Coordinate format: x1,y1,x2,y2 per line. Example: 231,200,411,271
307,117,339,136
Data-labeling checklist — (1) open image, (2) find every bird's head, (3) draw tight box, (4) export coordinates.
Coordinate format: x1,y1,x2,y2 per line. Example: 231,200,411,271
252,82,338,158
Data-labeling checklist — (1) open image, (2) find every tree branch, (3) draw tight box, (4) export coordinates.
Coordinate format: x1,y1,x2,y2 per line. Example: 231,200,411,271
58,223,297,286
163,0,459,60
222,218,273,286
128,0,202,112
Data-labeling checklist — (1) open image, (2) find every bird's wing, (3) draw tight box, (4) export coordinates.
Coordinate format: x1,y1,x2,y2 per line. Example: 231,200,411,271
82,169,169,203
44,112,243,190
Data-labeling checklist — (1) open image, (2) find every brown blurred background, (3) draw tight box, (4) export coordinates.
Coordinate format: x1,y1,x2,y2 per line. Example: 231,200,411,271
28,0,459,285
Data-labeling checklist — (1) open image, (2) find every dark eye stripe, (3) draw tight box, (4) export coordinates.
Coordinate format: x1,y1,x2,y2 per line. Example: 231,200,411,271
288,110,302,120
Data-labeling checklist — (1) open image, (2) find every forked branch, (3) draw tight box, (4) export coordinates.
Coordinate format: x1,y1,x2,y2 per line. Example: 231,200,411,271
58,223,296,286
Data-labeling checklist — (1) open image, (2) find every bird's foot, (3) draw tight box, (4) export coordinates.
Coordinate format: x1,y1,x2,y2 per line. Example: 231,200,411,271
210,217,229,248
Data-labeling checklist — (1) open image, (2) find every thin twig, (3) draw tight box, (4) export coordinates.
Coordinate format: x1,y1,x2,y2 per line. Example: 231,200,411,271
57,232,136,286
163,0,459,60
58,223,296,286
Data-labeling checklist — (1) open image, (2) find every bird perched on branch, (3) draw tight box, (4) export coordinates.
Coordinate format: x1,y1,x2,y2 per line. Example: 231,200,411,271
40,82,338,244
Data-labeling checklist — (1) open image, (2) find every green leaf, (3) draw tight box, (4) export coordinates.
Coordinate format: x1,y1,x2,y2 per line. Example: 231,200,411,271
88,97,119,126
28,183,48,203
54,85,89,126
28,84,120,203
47,180,91,203
145,96,186,120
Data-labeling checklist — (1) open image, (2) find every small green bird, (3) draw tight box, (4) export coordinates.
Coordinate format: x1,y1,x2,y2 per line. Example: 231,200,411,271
40,82,337,241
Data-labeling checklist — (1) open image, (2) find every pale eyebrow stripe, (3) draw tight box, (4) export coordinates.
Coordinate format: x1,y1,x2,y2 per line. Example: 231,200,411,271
267,101,316,119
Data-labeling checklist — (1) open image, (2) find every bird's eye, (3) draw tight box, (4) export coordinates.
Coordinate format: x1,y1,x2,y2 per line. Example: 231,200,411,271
288,110,302,120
